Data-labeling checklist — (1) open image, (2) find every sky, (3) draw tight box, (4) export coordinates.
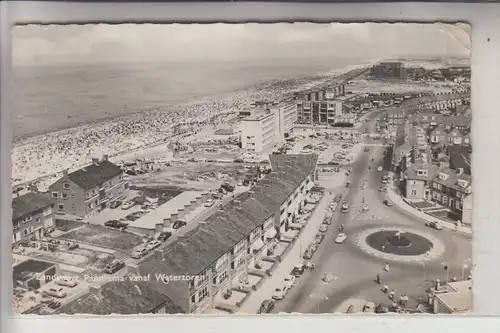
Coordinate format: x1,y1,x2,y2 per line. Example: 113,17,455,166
11,23,471,67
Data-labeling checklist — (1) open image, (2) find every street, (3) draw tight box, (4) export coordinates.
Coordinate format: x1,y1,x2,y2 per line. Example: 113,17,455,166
270,109,472,314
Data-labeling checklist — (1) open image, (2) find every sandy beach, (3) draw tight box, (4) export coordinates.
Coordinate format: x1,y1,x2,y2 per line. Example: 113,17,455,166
11,64,369,188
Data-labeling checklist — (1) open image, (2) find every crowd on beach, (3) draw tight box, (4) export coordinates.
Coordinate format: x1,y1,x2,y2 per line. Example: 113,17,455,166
12,73,335,185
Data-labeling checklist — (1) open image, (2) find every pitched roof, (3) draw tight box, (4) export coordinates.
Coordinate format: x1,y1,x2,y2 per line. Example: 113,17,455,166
56,278,184,315
433,167,472,192
448,145,472,175
68,160,123,190
406,163,439,181
12,192,53,220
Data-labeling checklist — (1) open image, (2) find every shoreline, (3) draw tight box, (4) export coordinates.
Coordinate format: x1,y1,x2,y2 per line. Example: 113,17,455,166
12,64,372,188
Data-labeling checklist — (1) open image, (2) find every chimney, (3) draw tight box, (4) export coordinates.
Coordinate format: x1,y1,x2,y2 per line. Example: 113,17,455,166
62,169,69,177
126,261,140,276
102,154,109,162
88,284,103,300
155,249,164,261
91,158,99,165
457,168,464,175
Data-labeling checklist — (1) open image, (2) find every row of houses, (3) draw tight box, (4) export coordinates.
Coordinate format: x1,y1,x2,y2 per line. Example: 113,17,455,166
54,154,319,315
391,109,473,224
12,155,129,246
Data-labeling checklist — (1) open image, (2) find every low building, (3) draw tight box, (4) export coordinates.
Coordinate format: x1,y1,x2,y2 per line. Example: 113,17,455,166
13,259,58,290
432,280,472,314
404,163,438,200
385,108,408,127
12,192,55,245
48,155,129,219
127,191,208,236
370,61,406,79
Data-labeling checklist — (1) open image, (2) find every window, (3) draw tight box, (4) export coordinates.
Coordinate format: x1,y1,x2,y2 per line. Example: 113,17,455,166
13,223,20,230
24,229,29,235
57,204,64,211
109,192,114,198
191,294,196,304
94,199,99,206
36,217,41,223
411,190,417,196
62,193,68,200
52,192,59,199
22,215,32,223
85,192,90,199
63,183,70,189
88,203,93,209
197,286,208,302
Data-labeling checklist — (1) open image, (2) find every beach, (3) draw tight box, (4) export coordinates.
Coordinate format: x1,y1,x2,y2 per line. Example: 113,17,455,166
11,63,370,188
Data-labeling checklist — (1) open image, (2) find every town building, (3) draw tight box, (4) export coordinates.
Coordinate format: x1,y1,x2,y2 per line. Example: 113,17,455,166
59,154,318,314
461,194,472,226
430,167,472,219
48,155,128,219
385,108,408,127
404,163,438,200
12,192,55,245
13,259,58,290
432,280,472,314
370,61,406,79
272,102,298,143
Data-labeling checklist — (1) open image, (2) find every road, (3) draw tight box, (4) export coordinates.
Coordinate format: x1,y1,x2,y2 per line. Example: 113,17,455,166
271,109,472,314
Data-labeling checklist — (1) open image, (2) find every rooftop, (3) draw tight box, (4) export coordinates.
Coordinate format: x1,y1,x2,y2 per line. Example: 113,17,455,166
56,278,185,315
406,163,439,181
433,167,472,192
12,192,53,220
448,145,472,175
242,109,274,121
13,259,54,283
436,280,472,314
68,159,123,190
127,191,204,230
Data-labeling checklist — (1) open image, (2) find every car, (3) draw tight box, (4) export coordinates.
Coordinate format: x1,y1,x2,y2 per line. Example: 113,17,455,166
377,166,383,172
121,201,134,210
55,276,78,288
303,250,313,260
125,213,140,221
283,275,296,289
43,287,67,298
364,147,370,152
335,233,347,244
104,260,125,274
322,272,335,283
375,304,389,314
204,199,215,207
381,178,388,184
383,200,393,207
272,286,289,300
319,225,328,233
363,302,376,313
172,219,187,229
426,221,443,230
146,240,162,251
334,195,342,203
157,231,172,242
237,181,243,186
131,246,149,259
104,220,128,229
341,203,349,213
257,300,275,314
109,200,122,209
315,233,325,244
308,243,318,253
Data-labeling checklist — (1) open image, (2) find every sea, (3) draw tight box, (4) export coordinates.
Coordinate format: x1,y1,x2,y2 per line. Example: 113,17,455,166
11,56,369,140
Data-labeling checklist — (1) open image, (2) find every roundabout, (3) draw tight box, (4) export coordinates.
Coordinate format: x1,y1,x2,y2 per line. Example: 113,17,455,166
354,226,445,263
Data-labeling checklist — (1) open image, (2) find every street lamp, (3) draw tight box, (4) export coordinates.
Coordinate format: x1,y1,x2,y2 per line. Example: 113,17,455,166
309,294,328,313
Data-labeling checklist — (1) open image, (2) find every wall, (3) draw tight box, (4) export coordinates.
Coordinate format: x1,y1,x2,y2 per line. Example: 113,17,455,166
405,179,426,200
50,177,86,217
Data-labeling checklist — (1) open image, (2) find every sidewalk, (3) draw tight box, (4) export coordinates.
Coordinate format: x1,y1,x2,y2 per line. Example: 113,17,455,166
237,192,334,314
387,182,472,235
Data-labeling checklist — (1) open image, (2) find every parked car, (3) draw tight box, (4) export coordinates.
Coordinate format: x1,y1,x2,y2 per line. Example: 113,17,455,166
146,240,162,251
341,202,349,213
315,233,325,244
44,287,67,298
303,250,313,260
272,286,289,300
291,263,305,276
125,213,140,221
334,195,342,203
157,231,172,242
426,221,443,230
109,200,122,209
377,166,383,172
104,220,128,229
363,302,376,313
55,276,78,288
364,147,370,152
131,246,149,259
121,201,134,210
375,304,389,313
335,233,347,244
172,219,187,229
283,275,296,289
322,272,335,283
204,199,216,207
257,300,275,314
383,200,393,207
104,260,125,274
319,225,328,233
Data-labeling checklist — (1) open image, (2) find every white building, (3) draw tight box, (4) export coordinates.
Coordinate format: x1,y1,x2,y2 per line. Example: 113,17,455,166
240,102,298,153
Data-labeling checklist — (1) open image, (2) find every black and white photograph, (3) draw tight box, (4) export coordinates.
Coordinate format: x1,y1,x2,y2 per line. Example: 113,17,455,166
10,22,472,315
